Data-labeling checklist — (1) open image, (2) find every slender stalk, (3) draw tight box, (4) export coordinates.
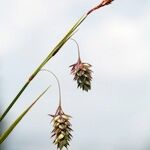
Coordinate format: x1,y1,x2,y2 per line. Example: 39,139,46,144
0,86,50,144
70,38,81,62
0,14,87,121
41,69,62,107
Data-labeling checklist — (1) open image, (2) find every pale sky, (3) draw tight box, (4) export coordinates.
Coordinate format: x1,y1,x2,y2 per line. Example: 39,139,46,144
1,1,150,150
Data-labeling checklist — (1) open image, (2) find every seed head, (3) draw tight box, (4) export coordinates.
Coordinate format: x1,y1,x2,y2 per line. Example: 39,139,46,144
50,106,72,150
70,59,92,92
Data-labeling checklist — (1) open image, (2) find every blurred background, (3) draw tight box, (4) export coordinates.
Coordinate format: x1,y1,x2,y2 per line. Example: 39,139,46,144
0,0,150,150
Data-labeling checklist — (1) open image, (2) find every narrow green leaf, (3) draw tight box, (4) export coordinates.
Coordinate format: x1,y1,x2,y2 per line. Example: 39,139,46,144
0,86,50,144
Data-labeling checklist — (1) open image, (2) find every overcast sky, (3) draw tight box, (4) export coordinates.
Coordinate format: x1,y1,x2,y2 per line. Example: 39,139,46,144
1,1,150,150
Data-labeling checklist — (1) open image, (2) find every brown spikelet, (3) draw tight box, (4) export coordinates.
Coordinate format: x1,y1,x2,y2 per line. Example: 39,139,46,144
70,59,92,92
87,0,114,15
101,0,114,5
49,106,72,150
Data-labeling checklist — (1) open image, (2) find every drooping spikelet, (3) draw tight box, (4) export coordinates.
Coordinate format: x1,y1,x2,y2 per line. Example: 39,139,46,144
50,106,72,150
70,59,92,92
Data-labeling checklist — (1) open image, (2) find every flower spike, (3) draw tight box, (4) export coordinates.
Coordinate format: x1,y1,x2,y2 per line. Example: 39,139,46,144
49,106,73,150
70,60,92,92
70,39,93,92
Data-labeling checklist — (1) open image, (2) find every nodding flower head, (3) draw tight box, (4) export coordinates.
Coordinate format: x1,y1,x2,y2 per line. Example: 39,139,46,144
50,106,72,150
42,70,73,149
70,59,92,92
69,39,93,92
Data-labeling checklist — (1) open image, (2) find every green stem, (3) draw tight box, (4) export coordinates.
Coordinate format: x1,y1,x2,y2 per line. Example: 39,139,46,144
0,14,87,121
0,86,50,144
0,82,29,121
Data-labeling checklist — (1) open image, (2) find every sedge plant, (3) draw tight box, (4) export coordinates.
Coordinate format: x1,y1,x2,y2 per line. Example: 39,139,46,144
0,0,114,149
